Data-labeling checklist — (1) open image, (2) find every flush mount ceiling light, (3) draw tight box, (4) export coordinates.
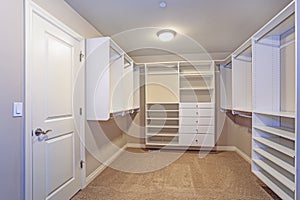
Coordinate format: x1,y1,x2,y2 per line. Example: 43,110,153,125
157,29,176,42
159,1,167,8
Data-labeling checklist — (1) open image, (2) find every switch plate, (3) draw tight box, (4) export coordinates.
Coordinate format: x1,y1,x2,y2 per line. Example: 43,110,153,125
13,102,23,117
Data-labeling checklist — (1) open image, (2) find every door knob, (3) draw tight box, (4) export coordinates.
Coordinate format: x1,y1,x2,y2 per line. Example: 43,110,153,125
35,128,52,136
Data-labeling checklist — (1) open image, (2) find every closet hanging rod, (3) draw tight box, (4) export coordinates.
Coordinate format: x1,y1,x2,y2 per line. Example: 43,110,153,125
222,62,232,69
254,13,294,43
110,46,123,57
233,45,251,59
232,110,252,119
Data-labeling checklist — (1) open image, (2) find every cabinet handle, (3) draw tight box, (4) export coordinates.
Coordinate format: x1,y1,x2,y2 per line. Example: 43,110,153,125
196,112,199,115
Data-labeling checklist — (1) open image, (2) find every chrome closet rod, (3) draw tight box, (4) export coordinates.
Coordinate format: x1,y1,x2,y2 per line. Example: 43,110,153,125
254,13,294,43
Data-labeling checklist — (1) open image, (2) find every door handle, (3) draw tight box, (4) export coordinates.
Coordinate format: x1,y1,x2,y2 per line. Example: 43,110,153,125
34,128,52,136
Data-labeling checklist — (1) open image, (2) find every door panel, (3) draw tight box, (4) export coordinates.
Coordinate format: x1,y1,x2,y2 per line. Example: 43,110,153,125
46,33,73,118
31,11,82,200
46,133,74,195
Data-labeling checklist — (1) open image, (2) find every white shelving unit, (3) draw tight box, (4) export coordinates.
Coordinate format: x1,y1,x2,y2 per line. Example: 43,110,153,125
86,37,139,120
252,2,296,199
179,62,215,147
220,60,232,110
144,61,215,147
232,39,252,112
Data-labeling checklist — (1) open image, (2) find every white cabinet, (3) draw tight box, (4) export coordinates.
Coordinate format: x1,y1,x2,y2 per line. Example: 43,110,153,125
251,2,296,200
86,37,139,120
145,61,215,147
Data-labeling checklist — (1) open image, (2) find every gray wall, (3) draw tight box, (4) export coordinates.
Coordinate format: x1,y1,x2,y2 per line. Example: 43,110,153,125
0,0,24,199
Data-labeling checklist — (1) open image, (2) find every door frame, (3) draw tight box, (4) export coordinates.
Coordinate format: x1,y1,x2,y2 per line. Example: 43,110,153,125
24,1,86,199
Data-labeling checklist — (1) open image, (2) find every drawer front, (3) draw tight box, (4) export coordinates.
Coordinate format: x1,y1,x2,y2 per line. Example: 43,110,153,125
179,126,198,134
180,103,214,109
179,126,214,134
180,108,214,117
180,117,214,125
179,134,215,147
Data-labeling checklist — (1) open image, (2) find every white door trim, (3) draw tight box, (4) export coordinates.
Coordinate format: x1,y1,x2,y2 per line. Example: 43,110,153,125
25,1,85,199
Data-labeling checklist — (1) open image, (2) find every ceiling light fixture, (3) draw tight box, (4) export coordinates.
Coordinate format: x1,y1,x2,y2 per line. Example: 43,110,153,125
159,1,167,8
157,29,176,42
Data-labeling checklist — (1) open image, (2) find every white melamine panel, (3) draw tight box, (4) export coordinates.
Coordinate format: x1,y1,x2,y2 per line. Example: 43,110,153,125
179,126,214,134
179,108,214,117
232,55,252,112
179,102,214,109
220,65,232,109
110,56,124,113
180,117,214,126
280,31,295,113
86,37,110,120
252,36,280,113
133,66,140,109
179,134,214,147
46,34,72,119
46,133,74,195
123,63,134,111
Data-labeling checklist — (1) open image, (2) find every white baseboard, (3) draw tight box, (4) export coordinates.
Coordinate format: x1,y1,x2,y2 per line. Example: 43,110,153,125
126,143,146,148
85,144,127,186
214,146,251,164
235,147,251,164
213,146,236,151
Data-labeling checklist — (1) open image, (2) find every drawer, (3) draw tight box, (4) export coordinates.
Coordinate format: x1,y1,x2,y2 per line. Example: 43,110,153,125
179,126,214,134
180,103,214,109
180,117,214,125
179,134,215,147
180,108,214,117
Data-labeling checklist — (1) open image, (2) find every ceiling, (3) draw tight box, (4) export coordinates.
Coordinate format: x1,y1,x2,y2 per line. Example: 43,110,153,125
65,0,292,61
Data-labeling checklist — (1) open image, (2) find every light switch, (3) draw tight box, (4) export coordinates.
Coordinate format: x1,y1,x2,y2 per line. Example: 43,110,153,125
13,102,23,117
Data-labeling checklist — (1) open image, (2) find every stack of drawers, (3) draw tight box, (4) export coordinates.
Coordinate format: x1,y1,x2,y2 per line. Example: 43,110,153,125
179,103,215,147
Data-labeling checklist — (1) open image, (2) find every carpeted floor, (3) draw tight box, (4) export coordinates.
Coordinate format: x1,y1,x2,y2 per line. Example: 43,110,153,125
72,149,280,200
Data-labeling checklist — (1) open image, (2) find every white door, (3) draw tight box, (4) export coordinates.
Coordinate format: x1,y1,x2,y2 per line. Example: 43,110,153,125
30,10,83,200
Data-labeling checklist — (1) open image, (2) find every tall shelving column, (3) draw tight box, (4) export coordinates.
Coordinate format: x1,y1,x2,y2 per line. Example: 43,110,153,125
145,63,179,146
178,61,215,147
252,2,296,199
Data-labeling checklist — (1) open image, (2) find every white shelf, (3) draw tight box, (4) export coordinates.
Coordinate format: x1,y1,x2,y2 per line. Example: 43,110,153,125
147,72,178,75
147,110,179,112
180,72,214,76
253,137,295,158
146,125,179,128
254,111,295,118
253,148,295,175
180,87,214,90
146,117,179,120
253,171,294,200
146,133,179,137
253,159,295,191
253,126,295,141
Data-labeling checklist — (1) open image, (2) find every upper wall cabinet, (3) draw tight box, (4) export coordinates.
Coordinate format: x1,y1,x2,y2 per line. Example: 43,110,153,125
232,39,252,112
220,61,232,110
86,37,139,120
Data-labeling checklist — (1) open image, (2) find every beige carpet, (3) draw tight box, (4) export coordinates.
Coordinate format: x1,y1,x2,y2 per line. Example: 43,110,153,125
72,149,279,200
